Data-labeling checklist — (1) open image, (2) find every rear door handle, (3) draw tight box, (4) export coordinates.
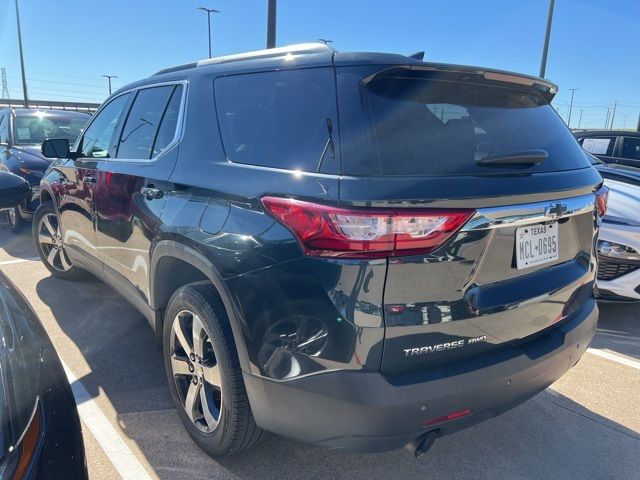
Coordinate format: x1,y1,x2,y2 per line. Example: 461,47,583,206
84,176,96,184
141,185,163,199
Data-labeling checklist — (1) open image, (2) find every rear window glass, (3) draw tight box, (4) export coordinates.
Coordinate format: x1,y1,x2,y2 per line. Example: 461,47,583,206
214,68,337,172
337,66,591,176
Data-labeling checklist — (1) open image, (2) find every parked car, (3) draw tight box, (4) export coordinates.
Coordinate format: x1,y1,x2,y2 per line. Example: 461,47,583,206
0,171,86,478
590,159,640,301
0,108,90,232
35,43,606,458
575,130,640,169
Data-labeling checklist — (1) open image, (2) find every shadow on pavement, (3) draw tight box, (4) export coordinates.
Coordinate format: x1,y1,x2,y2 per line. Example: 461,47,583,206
593,302,640,360
35,273,640,480
0,224,38,260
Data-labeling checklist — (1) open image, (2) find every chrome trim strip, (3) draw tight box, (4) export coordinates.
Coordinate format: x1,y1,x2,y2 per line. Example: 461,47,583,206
461,194,595,231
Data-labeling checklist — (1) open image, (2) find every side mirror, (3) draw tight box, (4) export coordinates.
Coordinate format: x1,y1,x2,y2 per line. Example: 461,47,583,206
41,138,70,159
0,171,31,209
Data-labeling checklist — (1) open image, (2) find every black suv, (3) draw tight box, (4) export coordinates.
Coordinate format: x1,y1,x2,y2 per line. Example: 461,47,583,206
575,130,640,169
35,43,605,457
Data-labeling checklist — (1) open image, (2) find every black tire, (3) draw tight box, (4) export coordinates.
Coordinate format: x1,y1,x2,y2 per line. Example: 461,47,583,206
33,201,86,280
163,283,264,457
7,206,23,233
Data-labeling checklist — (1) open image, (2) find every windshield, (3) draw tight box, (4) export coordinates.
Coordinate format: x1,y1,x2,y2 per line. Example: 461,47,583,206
14,113,88,146
337,66,592,176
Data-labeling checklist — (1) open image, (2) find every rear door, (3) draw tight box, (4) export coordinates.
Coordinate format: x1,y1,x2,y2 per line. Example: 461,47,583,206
336,64,602,375
58,93,131,269
93,83,184,306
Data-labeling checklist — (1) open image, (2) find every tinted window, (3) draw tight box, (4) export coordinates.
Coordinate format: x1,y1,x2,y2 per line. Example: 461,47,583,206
0,116,7,144
13,113,88,146
117,86,174,160
337,66,591,176
81,94,131,158
214,69,337,171
581,136,616,156
621,137,640,160
151,85,183,157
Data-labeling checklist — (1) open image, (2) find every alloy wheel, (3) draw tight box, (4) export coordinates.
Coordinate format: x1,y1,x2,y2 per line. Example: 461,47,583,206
170,310,222,433
37,213,72,272
7,208,17,226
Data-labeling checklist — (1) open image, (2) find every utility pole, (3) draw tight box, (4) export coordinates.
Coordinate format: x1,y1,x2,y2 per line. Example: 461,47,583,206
539,0,555,78
567,88,578,128
267,0,277,48
1,69,9,99
623,114,628,130
577,109,583,129
101,75,118,95
14,0,29,107
605,108,611,130
609,100,617,130
197,7,220,59
637,112,640,133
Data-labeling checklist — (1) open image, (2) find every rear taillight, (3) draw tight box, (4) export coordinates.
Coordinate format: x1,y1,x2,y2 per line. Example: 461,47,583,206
261,196,474,258
595,186,609,217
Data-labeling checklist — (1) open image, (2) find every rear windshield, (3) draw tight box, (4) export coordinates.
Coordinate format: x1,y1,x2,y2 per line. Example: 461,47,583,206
337,66,591,176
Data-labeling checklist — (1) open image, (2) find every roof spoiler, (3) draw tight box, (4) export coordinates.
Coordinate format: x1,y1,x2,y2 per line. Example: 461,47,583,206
362,65,558,102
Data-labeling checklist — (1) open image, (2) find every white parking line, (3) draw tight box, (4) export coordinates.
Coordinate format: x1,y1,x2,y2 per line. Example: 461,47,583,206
0,257,39,265
61,361,153,480
587,348,640,370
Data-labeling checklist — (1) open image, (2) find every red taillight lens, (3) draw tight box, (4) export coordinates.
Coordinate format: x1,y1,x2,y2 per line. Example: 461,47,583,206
595,186,609,218
261,196,474,258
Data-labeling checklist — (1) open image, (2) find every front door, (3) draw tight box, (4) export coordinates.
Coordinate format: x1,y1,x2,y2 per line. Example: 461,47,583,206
58,93,132,269
93,84,183,306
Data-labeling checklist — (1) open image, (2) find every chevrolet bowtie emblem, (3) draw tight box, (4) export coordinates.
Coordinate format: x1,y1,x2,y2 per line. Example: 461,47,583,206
545,203,568,218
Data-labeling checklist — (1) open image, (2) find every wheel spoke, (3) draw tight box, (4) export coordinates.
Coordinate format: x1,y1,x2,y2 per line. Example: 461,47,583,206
42,215,57,237
192,315,205,358
171,356,192,376
173,315,192,355
201,363,221,387
200,387,218,429
47,247,58,266
184,382,201,423
39,233,55,245
59,249,72,271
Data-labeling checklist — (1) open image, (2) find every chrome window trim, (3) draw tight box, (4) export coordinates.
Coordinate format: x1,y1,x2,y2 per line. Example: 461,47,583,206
460,194,595,231
75,79,188,164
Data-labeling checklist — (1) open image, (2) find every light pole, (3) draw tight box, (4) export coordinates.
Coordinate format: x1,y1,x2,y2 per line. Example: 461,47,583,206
567,88,578,128
539,0,555,78
101,75,118,96
14,0,29,107
267,0,277,48
197,7,220,58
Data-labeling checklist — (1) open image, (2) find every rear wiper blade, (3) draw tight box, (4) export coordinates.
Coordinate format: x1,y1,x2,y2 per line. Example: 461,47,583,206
476,149,548,166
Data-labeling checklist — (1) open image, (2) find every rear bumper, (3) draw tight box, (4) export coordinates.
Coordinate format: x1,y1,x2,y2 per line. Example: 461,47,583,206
244,298,598,452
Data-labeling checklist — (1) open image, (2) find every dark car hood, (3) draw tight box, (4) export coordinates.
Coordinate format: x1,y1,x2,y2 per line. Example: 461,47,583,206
12,146,51,172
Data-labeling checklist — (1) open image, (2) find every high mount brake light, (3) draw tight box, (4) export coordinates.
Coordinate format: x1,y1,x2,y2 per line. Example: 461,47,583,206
261,196,474,258
595,186,609,218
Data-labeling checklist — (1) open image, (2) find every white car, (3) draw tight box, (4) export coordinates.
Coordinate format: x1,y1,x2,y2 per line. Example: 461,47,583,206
595,163,640,301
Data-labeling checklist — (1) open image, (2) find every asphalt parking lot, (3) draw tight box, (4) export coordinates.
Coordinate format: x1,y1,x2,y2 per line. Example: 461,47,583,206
0,224,638,480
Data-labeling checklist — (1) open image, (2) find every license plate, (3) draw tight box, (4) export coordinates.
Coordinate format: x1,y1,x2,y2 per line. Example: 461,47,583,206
516,223,559,269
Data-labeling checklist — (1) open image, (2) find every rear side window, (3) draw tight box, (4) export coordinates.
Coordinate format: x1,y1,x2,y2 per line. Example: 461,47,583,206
116,85,176,160
152,85,183,157
621,137,640,160
580,136,616,156
214,68,337,172
337,66,591,176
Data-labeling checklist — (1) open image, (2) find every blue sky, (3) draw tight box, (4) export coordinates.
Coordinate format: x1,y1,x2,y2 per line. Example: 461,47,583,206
1,0,639,130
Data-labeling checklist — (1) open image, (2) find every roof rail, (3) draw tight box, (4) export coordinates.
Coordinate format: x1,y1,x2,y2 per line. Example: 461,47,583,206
152,43,334,76
195,42,334,67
